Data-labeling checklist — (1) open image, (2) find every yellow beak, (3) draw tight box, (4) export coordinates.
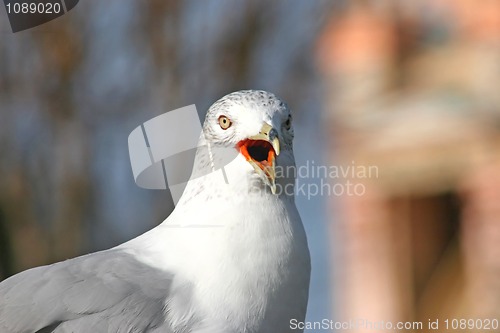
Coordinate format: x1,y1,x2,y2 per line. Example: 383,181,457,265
248,123,280,157
244,122,280,194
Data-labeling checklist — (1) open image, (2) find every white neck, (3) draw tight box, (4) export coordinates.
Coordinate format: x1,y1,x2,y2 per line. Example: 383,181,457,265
120,144,307,333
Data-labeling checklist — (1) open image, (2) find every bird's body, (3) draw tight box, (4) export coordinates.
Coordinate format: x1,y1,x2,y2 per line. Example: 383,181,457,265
0,90,310,333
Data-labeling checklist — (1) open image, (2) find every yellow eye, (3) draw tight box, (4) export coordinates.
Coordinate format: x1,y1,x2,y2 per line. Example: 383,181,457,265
218,115,232,130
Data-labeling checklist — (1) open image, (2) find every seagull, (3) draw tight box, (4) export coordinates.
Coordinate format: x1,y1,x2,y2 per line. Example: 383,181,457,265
0,90,311,333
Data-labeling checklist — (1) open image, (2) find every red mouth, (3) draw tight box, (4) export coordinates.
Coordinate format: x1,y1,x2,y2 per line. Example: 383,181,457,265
237,139,276,170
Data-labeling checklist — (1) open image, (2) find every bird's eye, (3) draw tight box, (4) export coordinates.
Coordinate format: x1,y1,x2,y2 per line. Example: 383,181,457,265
284,116,292,130
218,115,232,130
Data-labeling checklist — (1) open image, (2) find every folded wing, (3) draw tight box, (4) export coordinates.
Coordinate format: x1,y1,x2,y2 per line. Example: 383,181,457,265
0,249,190,333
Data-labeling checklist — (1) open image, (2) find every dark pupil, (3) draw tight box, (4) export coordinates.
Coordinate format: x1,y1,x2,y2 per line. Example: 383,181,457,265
248,146,269,162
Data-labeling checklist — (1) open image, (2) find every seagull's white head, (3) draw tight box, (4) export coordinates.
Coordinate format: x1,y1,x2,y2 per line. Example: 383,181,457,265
200,90,295,195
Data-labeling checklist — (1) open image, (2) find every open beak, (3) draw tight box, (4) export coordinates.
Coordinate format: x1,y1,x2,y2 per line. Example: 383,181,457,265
237,123,280,194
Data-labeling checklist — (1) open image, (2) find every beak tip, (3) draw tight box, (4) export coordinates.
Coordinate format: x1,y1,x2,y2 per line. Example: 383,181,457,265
270,182,277,194
272,137,280,156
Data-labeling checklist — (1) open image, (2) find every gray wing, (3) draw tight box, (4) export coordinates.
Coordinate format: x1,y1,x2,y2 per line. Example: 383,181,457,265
0,249,194,333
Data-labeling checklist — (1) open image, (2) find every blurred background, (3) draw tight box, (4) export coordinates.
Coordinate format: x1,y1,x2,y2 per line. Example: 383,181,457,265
1,1,500,332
